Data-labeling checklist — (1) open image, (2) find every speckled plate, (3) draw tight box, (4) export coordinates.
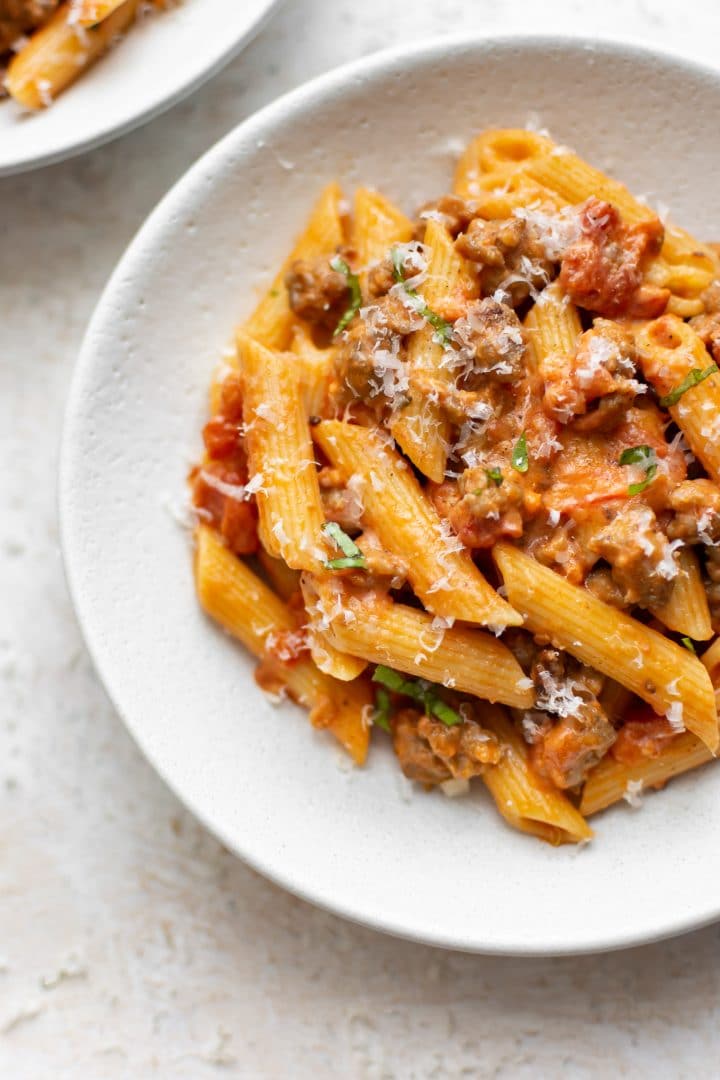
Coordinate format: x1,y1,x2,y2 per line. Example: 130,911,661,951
0,0,280,176
60,36,720,955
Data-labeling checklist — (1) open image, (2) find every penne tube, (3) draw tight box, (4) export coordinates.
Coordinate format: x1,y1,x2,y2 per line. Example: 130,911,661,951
73,0,128,24
257,548,301,602
494,543,719,752
634,315,720,484
701,636,720,684
243,184,345,350
522,149,717,276
6,0,140,109
195,525,370,764
313,419,521,628
453,129,553,199
481,706,593,844
301,569,368,681
581,634,720,814
579,731,713,816
238,334,326,572
390,217,475,482
314,580,534,710
650,547,713,640
351,188,414,290
524,281,582,367
289,324,334,419
308,629,368,682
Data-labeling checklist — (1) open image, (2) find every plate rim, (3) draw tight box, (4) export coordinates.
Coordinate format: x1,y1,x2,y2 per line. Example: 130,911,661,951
0,0,282,177
59,30,720,956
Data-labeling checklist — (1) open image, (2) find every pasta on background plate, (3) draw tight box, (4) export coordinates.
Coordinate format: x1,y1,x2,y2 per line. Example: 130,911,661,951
190,127,720,845
1,0,167,108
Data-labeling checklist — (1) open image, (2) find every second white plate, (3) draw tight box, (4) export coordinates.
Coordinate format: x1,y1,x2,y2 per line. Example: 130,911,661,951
0,0,279,176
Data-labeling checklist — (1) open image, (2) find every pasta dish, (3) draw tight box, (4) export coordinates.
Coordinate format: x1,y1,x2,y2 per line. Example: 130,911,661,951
190,128,720,844
1,0,164,108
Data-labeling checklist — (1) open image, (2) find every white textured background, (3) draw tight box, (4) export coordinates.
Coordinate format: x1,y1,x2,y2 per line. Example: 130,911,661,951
3,1,720,1076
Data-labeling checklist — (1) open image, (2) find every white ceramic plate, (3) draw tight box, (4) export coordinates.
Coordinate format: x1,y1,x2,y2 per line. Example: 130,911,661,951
0,0,279,176
61,36,720,955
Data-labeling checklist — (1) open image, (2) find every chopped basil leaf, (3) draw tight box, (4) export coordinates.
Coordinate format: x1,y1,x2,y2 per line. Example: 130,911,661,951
511,432,529,474
681,636,697,654
331,256,362,336
373,686,392,732
390,246,453,345
618,444,657,495
322,520,362,557
372,665,462,726
485,467,503,486
325,556,366,570
659,363,718,407
322,521,367,570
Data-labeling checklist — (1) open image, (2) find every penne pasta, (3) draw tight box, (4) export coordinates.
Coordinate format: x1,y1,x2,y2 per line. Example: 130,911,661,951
238,333,326,571
524,281,582,368
257,548,301,602
190,129,720,842
579,731,713,816
453,129,553,199
312,419,521,628
289,324,334,419
6,0,140,109
650,547,713,640
482,707,593,844
73,0,128,25
494,543,719,752
314,579,534,710
522,148,716,263
390,217,475,481
634,315,720,485
195,525,370,764
351,188,414,290
581,636,720,815
243,184,345,350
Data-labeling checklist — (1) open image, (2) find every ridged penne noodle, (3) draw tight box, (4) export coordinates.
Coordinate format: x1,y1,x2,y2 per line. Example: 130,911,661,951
522,148,717,276
390,218,474,481
6,0,140,109
634,315,720,484
289,324,334,419
238,334,326,571
494,543,719,752
453,129,553,199
482,707,593,844
702,636,720,684
243,184,344,350
307,627,368,682
650,547,713,640
315,580,534,709
257,548,301,602
351,188,414,289
73,0,128,24
579,732,713,815
581,638,720,814
313,419,521,628
195,525,370,764
301,572,368,681
524,281,582,366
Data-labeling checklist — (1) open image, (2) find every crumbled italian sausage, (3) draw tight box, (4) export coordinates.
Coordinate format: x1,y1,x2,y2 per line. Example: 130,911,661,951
456,216,554,304
588,504,678,608
285,256,350,330
667,479,720,544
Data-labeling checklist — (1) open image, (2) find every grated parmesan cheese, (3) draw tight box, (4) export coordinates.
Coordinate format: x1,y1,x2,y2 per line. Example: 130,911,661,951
623,778,644,809
440,778,471,798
